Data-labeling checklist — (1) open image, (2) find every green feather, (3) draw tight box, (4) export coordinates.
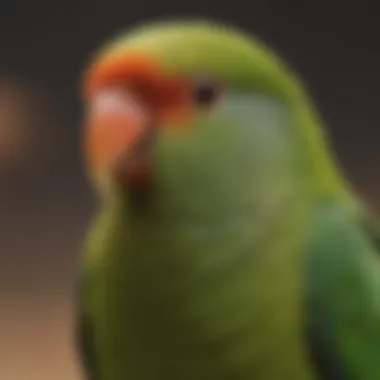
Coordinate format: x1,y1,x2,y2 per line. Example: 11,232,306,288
78,19,379,380
94,19,354,203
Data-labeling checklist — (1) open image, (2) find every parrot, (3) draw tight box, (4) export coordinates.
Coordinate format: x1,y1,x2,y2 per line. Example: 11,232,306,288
76,19,380,380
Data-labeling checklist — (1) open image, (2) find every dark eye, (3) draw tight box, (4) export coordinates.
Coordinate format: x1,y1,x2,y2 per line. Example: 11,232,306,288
193,78,221,107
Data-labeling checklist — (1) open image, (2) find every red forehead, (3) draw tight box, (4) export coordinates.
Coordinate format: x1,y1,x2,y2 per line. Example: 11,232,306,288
83,52,181,99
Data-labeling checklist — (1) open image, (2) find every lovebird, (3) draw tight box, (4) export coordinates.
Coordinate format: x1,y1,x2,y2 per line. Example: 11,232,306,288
76,19,380,380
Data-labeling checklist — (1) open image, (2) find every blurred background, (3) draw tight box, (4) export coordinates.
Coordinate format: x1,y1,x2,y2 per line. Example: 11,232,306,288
0,1,379,379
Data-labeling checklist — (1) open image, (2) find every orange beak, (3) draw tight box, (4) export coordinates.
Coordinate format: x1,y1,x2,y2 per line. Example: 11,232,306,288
84,87,153,190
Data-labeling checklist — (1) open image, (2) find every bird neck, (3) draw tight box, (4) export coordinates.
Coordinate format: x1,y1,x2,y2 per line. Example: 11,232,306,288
107,176,310,261
290,88,355,208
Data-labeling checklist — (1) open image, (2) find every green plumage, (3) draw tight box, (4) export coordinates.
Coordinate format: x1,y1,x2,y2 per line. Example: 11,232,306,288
77,20,380,380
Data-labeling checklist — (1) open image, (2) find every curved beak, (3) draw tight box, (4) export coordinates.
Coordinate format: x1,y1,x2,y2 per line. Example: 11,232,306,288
84,88,154,190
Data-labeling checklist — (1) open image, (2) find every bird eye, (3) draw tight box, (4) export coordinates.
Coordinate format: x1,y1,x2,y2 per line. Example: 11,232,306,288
193,78,221,107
